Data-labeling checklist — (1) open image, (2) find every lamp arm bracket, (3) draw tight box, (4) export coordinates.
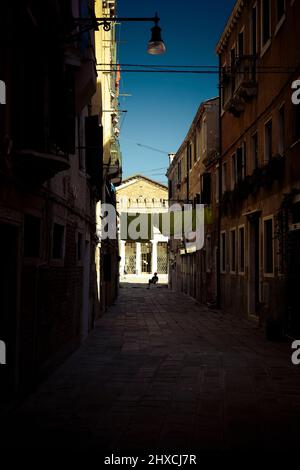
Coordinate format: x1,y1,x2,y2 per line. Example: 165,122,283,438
73,16,159,33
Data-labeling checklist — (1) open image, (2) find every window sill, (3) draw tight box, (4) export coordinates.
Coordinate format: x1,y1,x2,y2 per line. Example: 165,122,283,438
247,313,259,323
260,39,271,58
238,271,245,276
263,272,275,278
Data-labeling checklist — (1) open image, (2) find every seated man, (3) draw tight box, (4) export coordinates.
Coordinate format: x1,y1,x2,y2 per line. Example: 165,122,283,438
147,272,158,289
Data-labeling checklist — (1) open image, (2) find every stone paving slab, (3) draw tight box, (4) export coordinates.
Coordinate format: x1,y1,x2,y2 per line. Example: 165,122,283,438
2,285,300,450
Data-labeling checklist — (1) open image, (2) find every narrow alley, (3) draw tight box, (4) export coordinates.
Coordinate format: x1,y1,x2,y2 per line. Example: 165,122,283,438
4,283,300,451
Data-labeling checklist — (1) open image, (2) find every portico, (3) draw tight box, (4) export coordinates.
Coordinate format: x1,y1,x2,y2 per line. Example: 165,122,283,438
116,175,169,283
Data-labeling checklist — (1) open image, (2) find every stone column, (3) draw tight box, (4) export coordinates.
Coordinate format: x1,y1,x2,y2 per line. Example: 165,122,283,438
152,240,158,274
136,242,141,276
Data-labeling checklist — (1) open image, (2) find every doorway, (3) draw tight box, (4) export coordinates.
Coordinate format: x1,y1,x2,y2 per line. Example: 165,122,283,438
157,242,168,274
287,230,300,336
141,243,152,274
0,223,18,399
125,242,136,274
248,216,260,316
82,239,90,341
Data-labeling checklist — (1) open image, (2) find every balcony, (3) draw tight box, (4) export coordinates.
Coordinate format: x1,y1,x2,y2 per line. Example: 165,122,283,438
13,148,70,185
221,154,285,215
203,149,219,169
235,55,257,98
222,55,257,117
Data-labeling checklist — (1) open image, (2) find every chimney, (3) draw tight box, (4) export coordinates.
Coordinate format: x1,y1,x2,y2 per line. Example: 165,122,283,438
168,153,175,165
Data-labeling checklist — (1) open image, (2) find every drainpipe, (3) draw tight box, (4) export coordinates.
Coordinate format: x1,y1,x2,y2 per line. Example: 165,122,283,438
216,55,222,309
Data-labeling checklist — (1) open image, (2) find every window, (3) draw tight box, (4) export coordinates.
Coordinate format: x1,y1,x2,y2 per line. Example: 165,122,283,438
202,118,207,155
77,232,83,262
291,202,300,225
221,61,229,107
77,115,85,171
238,30,244,57
215,165,220,203
24,215,41,258
177,161,182,182
264,119,272,162
206,235,212,272
231,153,237,188
238,226,245,273
276,0,285,24
236,145,246,182
230,229,236,273
193,133,197,162
125,242,136,274
251,4,258,54
201,173,211,205
157,242,168,274
262,0,271,47
168,179,173,199
52,223,65,260
141,243,152,274
230,47,236,92
252,132,258,170
264,218,274,274
278,105,285,155
222,162,227,193
243,142,247,177
187,142,192,171
221,232,226,273
294,103,300,142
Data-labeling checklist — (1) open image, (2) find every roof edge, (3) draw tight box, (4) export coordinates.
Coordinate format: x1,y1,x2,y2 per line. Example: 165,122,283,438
167,97,219,176
215,0,245,55
117,174,168,190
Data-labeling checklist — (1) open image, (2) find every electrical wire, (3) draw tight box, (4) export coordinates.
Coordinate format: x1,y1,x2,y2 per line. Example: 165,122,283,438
135,143,168,154
96,68,295,74
97,63,296,70
120,137,170,154
97,63,219,68
140,167,168,172
97,63,297,76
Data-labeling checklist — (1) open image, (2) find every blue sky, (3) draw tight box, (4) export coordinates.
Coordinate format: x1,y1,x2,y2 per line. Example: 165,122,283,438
117,0,235,184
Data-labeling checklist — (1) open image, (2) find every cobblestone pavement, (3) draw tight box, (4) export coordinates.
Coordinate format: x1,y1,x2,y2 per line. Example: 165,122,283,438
3,284,300,450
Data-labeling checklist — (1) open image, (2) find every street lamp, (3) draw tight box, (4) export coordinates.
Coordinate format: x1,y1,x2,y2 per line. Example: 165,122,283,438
74,12,166,55
147,14,166,55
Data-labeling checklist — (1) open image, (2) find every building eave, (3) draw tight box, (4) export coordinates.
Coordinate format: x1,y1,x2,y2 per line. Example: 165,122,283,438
167,97,219,176
117,174,168,191
215,0,245,55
